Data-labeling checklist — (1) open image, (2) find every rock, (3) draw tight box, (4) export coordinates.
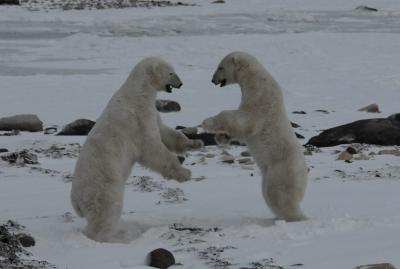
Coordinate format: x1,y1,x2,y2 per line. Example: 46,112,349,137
1,150,39,165
292,110,306,114
355,263,396,269
147,248,175,269
291,122,300,128
181,127,198,136
315,109,330,114
212,0,225,3
337,151,352,161
205,153,216,158
378,149,400,157
355,5,378,12
307,113,400,147
57,119,95,136
44,127,58,135
358,103,381,113
0,148,8,153
240,150,251,157
238,158,254,165
155,99,181,113
0,0,20,5
295,132,305,139
0,114,43,132
16,233,35,247
177,156,185,164
346,146,357,154
183,132,216,146
221,155,235,164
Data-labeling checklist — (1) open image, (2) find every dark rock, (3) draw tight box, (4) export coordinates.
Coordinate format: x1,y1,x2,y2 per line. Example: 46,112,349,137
212,0,225,3
183,132,216,146
346,146,357,154
0,114,43,132
147,248,175,269
355,5,378,12
358,103,381,113
57,119,95,136
291,122,300,128
175,126,186,130
16,233,35,248
292,111,306,114
177,156,185,164
355,263,396,269
1,150,39,165
0,148,8,153
0,0,20,5
307,113,400,147
156,99,181,113
295,132,305,139
315,109,330,114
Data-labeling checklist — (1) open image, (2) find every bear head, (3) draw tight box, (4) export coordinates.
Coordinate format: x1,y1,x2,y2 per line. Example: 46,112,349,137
140,57,183,93
211,51,255,87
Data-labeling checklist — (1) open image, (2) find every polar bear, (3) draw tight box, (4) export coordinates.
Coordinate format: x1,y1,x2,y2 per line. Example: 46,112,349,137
70,57,203,242
202,51,307,222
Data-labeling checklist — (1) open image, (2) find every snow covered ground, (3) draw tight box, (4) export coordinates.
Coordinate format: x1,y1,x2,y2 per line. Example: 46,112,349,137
1,0,400,268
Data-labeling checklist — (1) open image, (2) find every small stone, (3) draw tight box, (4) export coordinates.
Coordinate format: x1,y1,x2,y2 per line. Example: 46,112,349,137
358,103,381,113
44,127,58,135
292,111,306,114
377,149,400,157
295,132,305,139
0,0,20,5
177,156,185,164
355,263,396,269
147,248,175,269
315,109,330,114
240,150,251,157
221,155,235,164
337,151,353,161
16,233,35,247
346,146,357,154
212,0,225,3
181,127,198,136
0,148,8,153
355,5,378,12
155,99,181,113
57,119,95,136
238,158,254,165
291,122,300,128
205,153,216,158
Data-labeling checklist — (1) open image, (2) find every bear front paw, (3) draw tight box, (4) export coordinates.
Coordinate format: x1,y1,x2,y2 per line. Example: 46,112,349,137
215,133,231,145
202,118,217,133
189,139,204,150
173,167,191,182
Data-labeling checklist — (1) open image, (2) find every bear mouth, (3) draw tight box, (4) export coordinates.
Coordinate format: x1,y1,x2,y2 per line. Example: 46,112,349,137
220,79,227,87
165,84,173,93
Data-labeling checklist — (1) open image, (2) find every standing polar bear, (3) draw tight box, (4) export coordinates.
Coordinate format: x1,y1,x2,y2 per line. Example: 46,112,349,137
71,57,203,242
202,51,307,221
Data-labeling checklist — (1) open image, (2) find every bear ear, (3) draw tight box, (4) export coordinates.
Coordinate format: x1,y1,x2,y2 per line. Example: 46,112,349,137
232,54,248,71
231,55,240,66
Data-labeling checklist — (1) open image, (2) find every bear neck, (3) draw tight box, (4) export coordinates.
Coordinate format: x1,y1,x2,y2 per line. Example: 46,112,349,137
120,71,158,103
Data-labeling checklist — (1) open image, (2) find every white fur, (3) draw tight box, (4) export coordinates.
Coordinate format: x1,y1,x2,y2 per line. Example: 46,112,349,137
203,51,308,222
70,57,202,242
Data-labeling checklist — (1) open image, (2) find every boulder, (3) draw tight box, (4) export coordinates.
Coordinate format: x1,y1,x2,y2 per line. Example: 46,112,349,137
147,248,175,269
355,263,396,269
307,113,400,147
0,0,20,5
57,119,95,136
155,99,181,113
358,103,381,113
0,114,43,132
